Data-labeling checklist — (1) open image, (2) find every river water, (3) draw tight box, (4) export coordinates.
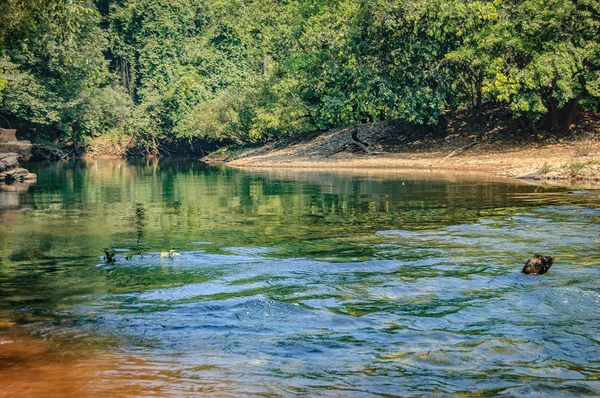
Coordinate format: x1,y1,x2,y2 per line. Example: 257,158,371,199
0,159,599,397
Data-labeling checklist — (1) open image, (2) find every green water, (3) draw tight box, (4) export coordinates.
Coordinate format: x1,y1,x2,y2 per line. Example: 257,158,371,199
1,159,599,396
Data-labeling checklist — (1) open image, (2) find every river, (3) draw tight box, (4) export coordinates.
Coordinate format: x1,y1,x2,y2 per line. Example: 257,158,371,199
1,159,599,397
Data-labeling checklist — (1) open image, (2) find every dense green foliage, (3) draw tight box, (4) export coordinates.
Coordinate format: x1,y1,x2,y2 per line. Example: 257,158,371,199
1,0,599,153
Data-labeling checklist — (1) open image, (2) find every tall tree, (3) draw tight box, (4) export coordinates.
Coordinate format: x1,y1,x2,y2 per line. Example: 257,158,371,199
0,0,116,145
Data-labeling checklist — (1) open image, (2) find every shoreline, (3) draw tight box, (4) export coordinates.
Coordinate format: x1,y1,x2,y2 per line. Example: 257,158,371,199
223,140,600,188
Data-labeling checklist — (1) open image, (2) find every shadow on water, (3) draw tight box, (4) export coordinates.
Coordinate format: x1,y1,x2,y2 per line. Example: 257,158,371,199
1,159,599,396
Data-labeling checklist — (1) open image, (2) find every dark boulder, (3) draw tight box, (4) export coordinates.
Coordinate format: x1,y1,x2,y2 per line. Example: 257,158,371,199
522,253,554,275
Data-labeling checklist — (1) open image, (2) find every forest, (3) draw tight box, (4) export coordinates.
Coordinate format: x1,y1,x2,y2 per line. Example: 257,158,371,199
1,0,599,156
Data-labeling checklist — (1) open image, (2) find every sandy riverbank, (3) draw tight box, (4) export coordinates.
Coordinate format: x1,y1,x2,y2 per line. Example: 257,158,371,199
226,140,600,184
201,106,600,185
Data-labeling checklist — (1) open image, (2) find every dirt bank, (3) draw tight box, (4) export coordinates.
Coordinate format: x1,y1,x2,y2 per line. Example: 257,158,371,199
227,141,600,180
210,106,600,183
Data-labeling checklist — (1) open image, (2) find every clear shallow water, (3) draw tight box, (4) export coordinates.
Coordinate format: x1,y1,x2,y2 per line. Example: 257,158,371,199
1,159,599,397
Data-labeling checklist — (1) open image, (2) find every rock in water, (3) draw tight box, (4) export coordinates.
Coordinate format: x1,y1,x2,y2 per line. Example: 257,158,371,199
522,253,554,275
0,153,19,172
103,248,116,263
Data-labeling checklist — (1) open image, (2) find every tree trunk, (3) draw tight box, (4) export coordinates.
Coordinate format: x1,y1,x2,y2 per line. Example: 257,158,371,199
437,114,448,132
351,127,373,155
544,98,579,132
476,70,484,114
547,98,559,130
457,72,475,108
562,99,579,131
528,118,539,137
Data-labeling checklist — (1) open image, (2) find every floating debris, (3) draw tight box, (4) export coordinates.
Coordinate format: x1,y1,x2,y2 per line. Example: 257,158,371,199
102,248,116,263
160,250,180,259
522,253,554,275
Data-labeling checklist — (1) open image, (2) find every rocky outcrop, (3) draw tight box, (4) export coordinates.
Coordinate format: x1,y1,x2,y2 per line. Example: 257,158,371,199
0,140,33,161
0,153,19,172
0,128,17,143
0,128,32,161
0,128,36,185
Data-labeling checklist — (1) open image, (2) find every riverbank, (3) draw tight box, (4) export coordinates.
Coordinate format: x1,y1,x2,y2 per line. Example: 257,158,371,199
207,107,600,184
226,140,600,181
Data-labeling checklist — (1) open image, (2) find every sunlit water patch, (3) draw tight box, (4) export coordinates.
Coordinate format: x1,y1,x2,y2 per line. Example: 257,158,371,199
1,159,599,396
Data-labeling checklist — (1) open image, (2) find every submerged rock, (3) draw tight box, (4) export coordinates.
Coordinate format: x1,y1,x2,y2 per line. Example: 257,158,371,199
567,190,588,195
103,248,116,263
0,163,36,183
522,253,554,275
516,170,541,180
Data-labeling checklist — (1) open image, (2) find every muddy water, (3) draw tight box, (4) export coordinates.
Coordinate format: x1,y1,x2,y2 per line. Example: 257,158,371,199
1,159,599,397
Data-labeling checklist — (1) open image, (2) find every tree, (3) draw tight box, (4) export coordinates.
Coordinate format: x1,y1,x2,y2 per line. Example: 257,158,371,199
2,0,599,152
481,0,600,130
0,0,111,145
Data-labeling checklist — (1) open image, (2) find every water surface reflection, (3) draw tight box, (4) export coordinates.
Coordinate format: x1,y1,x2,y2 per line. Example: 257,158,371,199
1,159,599,396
